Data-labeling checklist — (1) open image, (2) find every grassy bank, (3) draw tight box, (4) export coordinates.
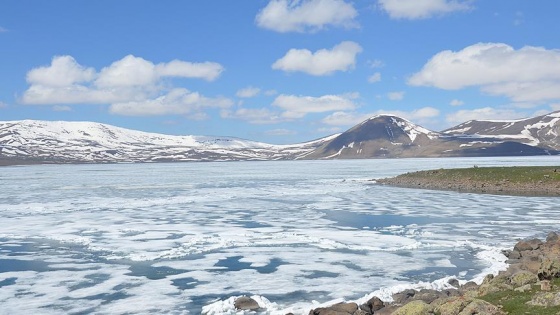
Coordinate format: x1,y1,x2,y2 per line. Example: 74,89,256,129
377,166,560,196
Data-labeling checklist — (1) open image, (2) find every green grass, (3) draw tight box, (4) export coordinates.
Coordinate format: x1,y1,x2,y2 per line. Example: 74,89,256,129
480,278,560,315
399,166,560,183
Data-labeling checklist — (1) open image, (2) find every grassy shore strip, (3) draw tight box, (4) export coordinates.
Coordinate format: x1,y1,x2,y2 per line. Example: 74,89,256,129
376,166,560,196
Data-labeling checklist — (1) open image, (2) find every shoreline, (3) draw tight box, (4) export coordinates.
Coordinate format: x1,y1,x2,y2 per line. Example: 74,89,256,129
217,232,560,314
376,166,560,197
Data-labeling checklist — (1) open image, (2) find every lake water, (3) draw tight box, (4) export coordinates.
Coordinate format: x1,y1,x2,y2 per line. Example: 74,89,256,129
1,157,559,314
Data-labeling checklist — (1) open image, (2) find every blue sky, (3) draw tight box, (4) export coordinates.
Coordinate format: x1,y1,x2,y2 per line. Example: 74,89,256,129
1,0,559,144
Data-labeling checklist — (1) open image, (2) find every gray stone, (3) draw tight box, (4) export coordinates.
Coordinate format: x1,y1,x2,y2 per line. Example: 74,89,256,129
547,231,559,243
528,292,560,307
234,296,260,311
309,302,358,315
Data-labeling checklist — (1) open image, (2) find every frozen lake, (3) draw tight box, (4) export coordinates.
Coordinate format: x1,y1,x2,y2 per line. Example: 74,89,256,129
1,157,559,314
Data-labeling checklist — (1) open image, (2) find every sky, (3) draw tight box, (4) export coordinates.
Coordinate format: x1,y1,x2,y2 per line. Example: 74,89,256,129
1,0,560,144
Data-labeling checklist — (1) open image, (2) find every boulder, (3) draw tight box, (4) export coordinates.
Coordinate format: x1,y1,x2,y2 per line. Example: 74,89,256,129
309,302,358,315
547,231,559,243
514,239,542,252
458,299,506,315
538,257,560,280
478,274,513,295
434,297,471,315
391,300,433,315
414,289,443,304
234,296,260,311
391,289,416,305
359,296,384,313
510,270,537,287
527,292,560,307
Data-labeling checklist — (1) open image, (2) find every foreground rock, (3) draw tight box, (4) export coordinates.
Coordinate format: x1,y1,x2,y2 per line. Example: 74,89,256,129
307,231,560,315
234,296,261,311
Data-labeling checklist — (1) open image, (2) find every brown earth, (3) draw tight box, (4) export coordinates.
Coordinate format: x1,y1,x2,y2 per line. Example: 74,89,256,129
376,168,560,196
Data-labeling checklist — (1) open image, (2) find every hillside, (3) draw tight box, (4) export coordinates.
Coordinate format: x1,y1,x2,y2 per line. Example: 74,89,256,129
305,114,558,159
0,120,336,164
1,111,559,164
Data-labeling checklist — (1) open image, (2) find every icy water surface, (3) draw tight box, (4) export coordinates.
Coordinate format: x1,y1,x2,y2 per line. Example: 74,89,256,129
1,157,559,314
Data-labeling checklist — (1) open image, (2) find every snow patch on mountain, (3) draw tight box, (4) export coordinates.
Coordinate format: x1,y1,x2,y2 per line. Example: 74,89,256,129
0,120,336,163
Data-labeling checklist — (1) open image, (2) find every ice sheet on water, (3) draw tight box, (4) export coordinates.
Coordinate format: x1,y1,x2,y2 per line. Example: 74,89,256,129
1,157,559,314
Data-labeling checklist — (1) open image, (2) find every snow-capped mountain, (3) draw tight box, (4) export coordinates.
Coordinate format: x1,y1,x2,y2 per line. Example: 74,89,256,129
0,120,337,164
1,111,559,165
304,115,442,159
443,111,560,151
305,113,558,159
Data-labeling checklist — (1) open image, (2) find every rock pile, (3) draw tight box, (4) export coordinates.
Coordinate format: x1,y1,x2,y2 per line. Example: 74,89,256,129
306,231,560,315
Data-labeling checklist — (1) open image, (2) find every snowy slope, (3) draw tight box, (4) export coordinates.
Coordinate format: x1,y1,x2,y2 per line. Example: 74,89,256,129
0,120,337,164
443,111,560,150
305,113,558,159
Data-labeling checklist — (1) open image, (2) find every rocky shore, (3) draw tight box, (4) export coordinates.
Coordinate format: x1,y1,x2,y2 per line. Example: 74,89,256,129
230,232,560,314
376,166,560,196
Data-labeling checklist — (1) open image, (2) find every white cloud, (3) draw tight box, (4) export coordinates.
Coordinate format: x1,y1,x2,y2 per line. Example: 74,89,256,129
0,101,7,108
27,55,96,87
109,88,232,116
445,107,527,125
409,43,560,103
323,107,440,126
265,129,297,136
236,86,261,98
378,0,472,20
550,104,560,111
155,60,224,81
272,93,358,118
52,105,72,112
368,72,382,83
0,27,8,33
450,99,464,106
21,55,228,118
220,107,285,124
387,91,405,101
272,41,362,76
256,0,358,33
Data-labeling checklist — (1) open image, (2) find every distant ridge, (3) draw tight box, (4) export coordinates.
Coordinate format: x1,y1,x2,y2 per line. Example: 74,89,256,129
1,111,559,165
304,112,559,159
0,120,336,165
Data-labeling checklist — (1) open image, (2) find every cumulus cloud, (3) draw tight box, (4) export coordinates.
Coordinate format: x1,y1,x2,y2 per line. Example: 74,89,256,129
27,55,96,87
409,43,560,103
21,55,229,118
378,0,473,20
272,93,358,118
109,88,232,116
256,0,358,33
272,41,362,76
322,107,440,126
368,72,382,83
220,107,285,124
236,86,261,98
387,91,405,101
450,99,464,106
445,107,528,125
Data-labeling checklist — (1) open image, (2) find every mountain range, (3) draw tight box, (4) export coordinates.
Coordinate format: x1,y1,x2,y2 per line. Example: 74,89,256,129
1,111,559,165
